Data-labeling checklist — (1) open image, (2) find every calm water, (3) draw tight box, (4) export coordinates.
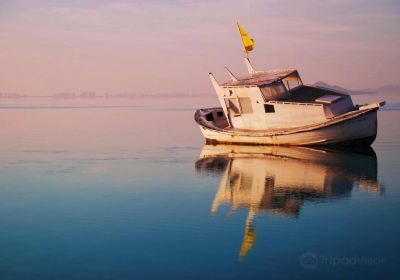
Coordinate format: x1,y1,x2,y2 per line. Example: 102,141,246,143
0,95,399,279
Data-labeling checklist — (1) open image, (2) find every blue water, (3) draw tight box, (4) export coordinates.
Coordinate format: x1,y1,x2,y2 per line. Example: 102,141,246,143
0,97,399,279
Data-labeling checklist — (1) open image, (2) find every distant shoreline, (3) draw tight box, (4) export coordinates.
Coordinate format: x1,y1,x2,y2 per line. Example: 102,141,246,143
1,81,399,98
0,94,216,99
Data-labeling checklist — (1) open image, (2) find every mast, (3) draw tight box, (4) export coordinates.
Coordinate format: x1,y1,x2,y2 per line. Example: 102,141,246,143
244,57,257,75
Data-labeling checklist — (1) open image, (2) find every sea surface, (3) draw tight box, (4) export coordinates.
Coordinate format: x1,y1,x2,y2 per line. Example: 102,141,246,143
0,94,399,279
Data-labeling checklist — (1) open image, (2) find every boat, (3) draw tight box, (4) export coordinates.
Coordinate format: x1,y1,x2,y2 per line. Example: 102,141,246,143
194,24,385,146
195,144,382,259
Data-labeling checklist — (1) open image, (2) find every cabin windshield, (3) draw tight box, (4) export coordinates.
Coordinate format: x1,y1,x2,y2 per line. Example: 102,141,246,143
282,72,302,91
260,82,288,101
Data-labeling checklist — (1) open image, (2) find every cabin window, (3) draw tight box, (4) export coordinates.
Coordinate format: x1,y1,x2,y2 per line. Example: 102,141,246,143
260,83,288,101
282,72,302,91
239,97,253,114
225,98,241,116
217,111,224,117
264,104,275,113
206,113,214,121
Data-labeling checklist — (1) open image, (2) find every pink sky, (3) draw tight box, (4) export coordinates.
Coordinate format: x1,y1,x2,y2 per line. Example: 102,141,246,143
0,0,399,95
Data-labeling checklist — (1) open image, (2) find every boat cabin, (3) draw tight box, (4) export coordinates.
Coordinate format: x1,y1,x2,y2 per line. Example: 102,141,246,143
209,59,354,130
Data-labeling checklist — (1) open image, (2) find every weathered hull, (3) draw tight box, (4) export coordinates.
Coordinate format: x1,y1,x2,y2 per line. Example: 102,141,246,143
195,106,380,146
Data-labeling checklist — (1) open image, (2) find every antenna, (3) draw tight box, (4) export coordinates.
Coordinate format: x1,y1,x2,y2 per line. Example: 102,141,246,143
225,67,239,82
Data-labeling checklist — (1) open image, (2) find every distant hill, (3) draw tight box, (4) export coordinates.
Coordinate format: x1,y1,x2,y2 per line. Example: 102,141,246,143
373,85,400,94
313,81,400,95
312,81,376,95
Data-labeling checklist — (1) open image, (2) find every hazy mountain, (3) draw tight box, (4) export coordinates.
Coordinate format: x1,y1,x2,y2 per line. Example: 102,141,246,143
313,81,376,95
313,81,400,95
373,85,400,94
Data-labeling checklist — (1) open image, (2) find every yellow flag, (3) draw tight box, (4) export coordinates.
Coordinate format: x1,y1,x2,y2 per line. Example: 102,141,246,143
237,23,255,53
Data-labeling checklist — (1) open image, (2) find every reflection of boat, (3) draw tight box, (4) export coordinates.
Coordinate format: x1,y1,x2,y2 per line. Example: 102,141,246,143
194,24,385,146
195,144,382,260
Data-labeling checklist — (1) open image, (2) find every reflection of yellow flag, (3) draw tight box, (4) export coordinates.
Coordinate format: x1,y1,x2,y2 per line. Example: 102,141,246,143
237,23,255,53
239,226,256,260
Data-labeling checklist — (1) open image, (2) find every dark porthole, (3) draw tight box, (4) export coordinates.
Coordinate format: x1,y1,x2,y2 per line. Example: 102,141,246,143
264,104,275,113
217,111,224,117
206,113,214,121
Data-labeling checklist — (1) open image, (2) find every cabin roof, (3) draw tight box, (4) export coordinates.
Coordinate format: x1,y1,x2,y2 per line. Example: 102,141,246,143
221,69,297,87
279,85,349,103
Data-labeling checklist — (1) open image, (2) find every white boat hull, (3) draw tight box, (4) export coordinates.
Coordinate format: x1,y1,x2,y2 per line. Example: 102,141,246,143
195,104,382,146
